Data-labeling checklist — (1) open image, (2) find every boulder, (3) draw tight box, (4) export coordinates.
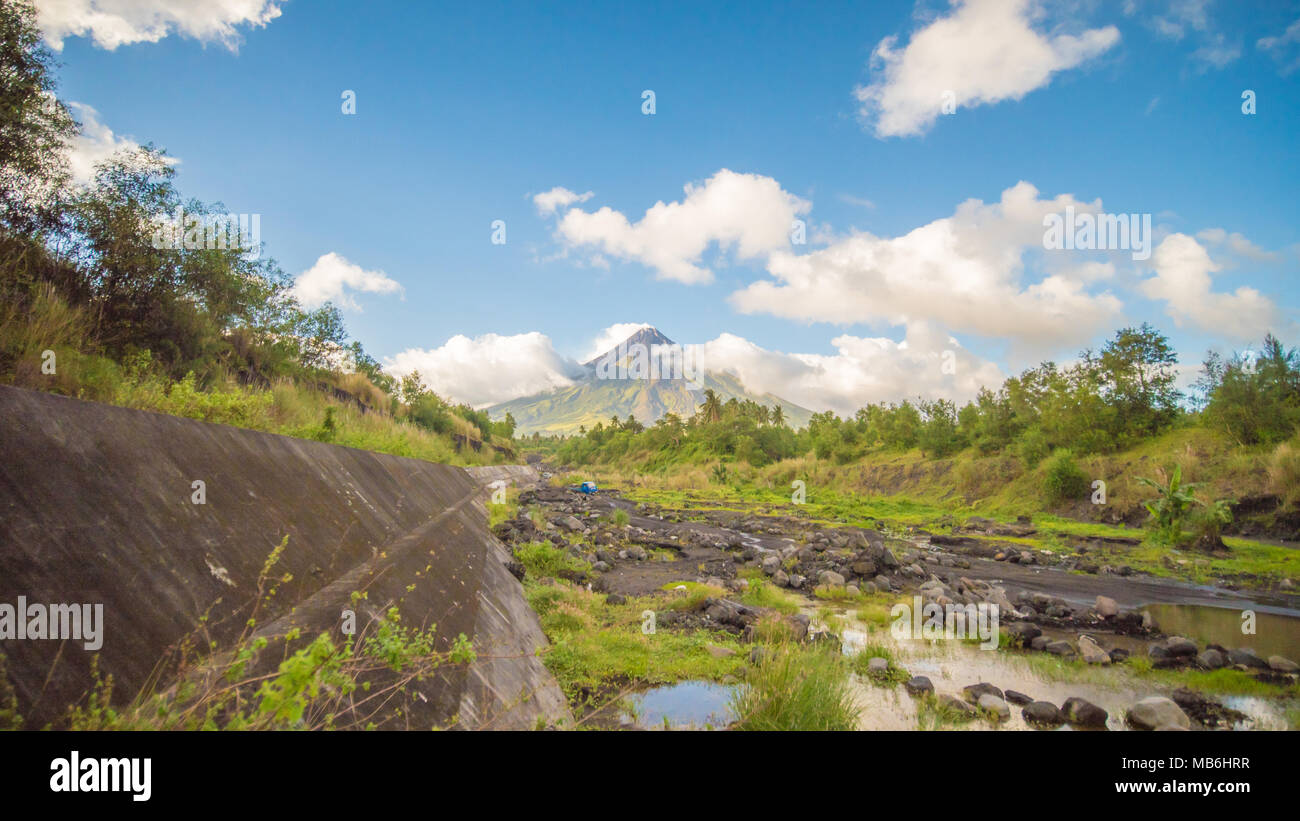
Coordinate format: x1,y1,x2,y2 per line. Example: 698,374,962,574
1078,635,1111,665
1004,690,1033,706
1094,595,1119,618
904,676,934,696
1196,648,1227,670
1062,697,1108,728
1126,697,1191,731
818,570,846,587
1023,701,1064,727
1268,655,1299,673
978,693,1010,721
1228,648,1269,669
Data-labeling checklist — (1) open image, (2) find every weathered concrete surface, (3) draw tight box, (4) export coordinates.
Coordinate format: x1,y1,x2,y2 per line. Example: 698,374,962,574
0,385,569,729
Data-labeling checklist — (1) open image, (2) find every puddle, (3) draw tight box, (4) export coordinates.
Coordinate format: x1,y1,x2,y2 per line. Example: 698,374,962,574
621,681,736,730
813,605,1294,731
1140,603,1300,660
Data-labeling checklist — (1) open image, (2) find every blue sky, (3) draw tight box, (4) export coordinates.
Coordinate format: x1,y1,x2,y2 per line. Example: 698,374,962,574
42,0,1300,412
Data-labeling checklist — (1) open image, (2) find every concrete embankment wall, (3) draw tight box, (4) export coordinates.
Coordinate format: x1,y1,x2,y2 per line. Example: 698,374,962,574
0,385,568,729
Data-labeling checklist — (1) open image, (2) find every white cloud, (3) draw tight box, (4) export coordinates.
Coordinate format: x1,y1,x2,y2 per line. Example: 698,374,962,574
65,101,175,185
546,169,811,284
533,187,594,216
582,322,653,362
36,0,283,51
690,324,1004,415
730,181,1124,352
1258,18,1300,75
1195,227,1276,261
1141,233,1283,341
291,253,404,310
854,0,1120,138
1151,0,1210,40
386,333,581,408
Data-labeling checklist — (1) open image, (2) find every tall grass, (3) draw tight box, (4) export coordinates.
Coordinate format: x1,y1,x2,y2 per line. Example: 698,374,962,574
729,638,859,731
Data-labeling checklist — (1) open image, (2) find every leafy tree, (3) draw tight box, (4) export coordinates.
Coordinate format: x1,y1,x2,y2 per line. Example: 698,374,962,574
0,0,76,236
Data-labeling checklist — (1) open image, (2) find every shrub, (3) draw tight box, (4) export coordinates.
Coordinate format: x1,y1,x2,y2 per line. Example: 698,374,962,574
1015,427,1050,468
1042,450,1089,505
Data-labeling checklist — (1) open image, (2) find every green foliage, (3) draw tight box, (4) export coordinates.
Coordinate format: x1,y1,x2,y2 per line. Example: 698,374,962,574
729,640,860,731
514,541,590,578
1042,450,1090,505
1198,335,1300,445
1137,465,1202,544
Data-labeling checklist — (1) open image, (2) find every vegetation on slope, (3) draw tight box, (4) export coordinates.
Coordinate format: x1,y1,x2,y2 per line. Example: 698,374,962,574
0,0,508,464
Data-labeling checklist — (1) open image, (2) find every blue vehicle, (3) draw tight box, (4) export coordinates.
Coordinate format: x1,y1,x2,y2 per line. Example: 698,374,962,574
578,481,598,494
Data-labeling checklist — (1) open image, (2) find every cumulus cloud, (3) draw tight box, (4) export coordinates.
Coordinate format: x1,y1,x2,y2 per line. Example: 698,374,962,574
854,0,1119,138
291,253,404,310
730,181,1124,352
545,169,811,284
36,0,283,51
385,333,581,408
1258,18,1300,75
533,186,594,216
1195,227,1276,262
1148,0,1241,70
1141,233,1283,341
690,324,1004,416
65,101,175,185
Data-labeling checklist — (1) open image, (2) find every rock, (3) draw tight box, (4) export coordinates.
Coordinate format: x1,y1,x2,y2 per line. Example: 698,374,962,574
605,592,626,605
1078,635,1111,665
1196,648,1227,670
873,574,892,591
978,693,1010,721
963,682,1004,702
904,676,934,696
1108,648,1130,664
846,584,860,597
626,546,647,561
591,560,611,572
557,515,587,533
749,647,766,665
1062,697,1108,728
1268,655,1299,673
787,613,811,641
938,694,978,717
773,569,790,588
1127,697,1191,731
1004,622,1042,646
1094,595,1119,618
1023,701,1064,726
1004,690,1033,706
818,570,846,587
866,657,889,675
1150,636,1197,659
1044,640,1074,657
789,574,806,589
761,555,780,575
1228,648,1268,669
1030,636,1051,651
705,644,737,659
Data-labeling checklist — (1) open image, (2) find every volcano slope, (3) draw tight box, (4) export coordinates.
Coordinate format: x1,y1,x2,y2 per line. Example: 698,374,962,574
0,385,569,729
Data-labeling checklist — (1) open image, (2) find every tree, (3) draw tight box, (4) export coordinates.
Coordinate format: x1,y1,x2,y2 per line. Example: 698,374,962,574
1088,323,1182,440
0,0,77,236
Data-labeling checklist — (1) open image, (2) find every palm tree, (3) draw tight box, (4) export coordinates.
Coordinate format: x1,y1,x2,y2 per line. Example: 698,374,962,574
772,405,786,427
700,389,723,424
